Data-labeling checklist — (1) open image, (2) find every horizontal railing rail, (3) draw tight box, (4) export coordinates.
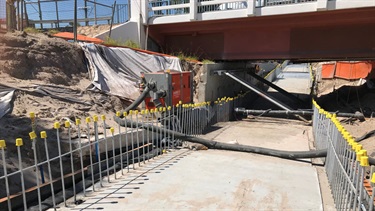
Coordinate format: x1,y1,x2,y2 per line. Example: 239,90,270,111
149,0,319,18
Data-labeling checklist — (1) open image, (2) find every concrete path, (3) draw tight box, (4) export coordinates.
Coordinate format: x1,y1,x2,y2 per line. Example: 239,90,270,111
251,63,312,109
268,63,311,95
54,118,323,211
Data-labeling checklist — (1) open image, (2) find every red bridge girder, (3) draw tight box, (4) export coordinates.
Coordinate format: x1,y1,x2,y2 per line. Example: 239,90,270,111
148,7,375,60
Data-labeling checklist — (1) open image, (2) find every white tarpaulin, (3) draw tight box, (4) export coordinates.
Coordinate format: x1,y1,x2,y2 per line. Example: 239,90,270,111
81,44,182,100
0,86,15,119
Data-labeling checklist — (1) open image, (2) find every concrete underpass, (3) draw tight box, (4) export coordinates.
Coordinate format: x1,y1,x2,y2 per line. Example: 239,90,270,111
54,64,334,210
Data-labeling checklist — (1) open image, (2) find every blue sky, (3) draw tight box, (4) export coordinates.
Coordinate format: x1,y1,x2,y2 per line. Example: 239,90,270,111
25,0,129,28
0,0,6,19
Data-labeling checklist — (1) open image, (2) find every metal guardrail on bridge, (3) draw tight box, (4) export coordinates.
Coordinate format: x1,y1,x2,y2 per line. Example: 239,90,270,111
148,0,317,17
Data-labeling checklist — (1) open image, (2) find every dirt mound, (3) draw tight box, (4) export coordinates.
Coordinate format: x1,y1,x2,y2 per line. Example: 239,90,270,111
316,77,375,160
180,60,203,102
0,31,86,86
0,32,133,199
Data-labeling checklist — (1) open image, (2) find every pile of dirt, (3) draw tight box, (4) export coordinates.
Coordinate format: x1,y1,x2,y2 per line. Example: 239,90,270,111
0,31,205,199
316,75,375,158
0,31,132,198
180,60,203,102
0,31,87,86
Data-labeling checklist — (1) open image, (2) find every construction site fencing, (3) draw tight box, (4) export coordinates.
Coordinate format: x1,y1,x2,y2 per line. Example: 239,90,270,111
6,0,129,30
0,94,246,210
312,99,375,210
0,0,5,33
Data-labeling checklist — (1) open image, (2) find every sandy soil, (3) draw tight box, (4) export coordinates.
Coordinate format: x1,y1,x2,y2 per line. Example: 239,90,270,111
0,31,132,197
315,66,375,158
0,31,203,198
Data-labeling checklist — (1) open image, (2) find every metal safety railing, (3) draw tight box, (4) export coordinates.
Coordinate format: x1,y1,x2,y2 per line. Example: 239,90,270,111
0,93,247,210
312,99,375,210
148,0,317,17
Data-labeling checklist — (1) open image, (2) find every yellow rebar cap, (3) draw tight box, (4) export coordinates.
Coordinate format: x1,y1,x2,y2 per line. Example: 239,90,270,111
356,151,364,161
16,138,23,147
54,122,60,129
101,115,106,120
351,142,358,150
123,112,128,117
65,121,71,128
29,131,37,140
116,111,121,117
76,119,81,125
360,149,367,157
86,117,91,123
371,173,375,184
0,140,6,149
355,144,363,152
30,112,35,119
360,156,369,167
40,131,47,139
110,127,115,134
93,115,98,122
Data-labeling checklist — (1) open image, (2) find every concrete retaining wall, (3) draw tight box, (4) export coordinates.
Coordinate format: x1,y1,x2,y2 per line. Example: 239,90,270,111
198,62,279,103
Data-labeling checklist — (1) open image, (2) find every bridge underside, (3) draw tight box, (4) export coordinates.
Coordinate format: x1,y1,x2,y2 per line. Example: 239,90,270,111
148,7,375,60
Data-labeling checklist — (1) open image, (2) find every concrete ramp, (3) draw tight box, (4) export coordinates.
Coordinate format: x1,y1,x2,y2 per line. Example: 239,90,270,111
252,63,312,109
269,63,312,95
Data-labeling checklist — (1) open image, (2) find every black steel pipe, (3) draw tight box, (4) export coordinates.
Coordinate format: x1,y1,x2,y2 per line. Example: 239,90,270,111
121,81,155,115
115,116,326,160
235,108,365,120
115,116,375,165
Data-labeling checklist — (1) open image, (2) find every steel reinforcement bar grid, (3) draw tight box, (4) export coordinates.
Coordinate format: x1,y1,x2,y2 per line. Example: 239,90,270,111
0,91,248,210
312,99,375,210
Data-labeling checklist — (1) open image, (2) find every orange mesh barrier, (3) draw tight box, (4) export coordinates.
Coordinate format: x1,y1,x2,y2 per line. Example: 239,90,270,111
322,62,373,80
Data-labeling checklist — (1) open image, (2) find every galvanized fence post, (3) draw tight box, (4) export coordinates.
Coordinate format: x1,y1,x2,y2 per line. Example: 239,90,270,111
0,140,11,211
16,138,27,210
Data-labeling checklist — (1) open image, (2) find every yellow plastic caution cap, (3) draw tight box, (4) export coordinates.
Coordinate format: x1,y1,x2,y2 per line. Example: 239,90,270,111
40,131,47,139
29,131,37,140
16,138,23,147
360,156,369,167
0,140,6,149
54,122,60,129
